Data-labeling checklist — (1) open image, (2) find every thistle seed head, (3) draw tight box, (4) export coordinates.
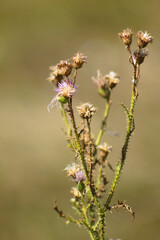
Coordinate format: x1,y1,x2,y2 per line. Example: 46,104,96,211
72,52,87,69
48,60,73,85
119,28,133,47
136,31,153,48
97,142,112,158
104,71,120,89
77,103,96,119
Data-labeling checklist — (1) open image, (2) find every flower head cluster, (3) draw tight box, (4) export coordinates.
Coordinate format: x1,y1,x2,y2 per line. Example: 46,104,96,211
136,31,153,48
48,60,73,85
92,70,120,99
119,28,133,47
77,103,96,119
72,52,87,69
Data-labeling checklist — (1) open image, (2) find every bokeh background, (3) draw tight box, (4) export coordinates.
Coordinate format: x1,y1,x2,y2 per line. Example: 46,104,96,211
0,0,160,239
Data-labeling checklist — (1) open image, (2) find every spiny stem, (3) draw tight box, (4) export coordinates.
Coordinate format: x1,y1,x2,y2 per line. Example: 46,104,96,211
87,118,93,187
95,100,111,146
68,99,89,180
104,82,137,210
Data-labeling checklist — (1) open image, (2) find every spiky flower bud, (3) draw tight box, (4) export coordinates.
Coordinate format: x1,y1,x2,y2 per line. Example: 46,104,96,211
136,31,153,48
133,49,148,65
72,52,87,69
119,28,133,47
97,143,112,158
77,103,96,119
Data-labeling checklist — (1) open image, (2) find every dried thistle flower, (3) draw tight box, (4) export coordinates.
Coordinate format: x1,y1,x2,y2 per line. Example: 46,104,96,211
57,60,73,77
71,187,81,198
104,71,120,89
77,103,96,119
48,65,63,85
92,70,120,99
119,28,133,47
97,142,112,158
92,70,110,99
136,31,153,48
48,60,73,85
133,49,148,65
65,163,80,177
72,52,87,69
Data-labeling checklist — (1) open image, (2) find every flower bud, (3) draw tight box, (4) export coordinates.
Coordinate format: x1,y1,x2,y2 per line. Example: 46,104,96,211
57,96,68,104
77,181,85,193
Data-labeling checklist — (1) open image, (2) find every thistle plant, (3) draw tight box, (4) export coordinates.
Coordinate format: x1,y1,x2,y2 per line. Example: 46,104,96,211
47,30,153,240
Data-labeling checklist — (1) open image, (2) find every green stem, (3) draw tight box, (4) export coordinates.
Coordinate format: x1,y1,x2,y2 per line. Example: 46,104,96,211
60,103,70,135
81,195,97,240
95,100,110,146
104,83,137,210
68,100,89,180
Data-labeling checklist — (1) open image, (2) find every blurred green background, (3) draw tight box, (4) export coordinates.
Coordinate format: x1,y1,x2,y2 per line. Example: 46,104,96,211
0,0,160,239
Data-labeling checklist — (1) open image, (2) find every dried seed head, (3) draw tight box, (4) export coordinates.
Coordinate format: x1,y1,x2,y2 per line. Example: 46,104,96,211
72,52,87,69
119,28,133,47
133,49,149,65
57,60,73,77
71,187,81,198
48,60,73,85
136,31,153,48
97,142,112,158
92,70,110,99
77,103,96,119
92,70,120,100
56,80,77,99
48,65,63,85
104,71,120,89
64,163,80,177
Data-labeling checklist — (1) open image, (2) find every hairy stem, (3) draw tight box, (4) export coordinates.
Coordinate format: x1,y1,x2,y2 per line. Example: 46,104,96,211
104,82,137,210
95,100,111,146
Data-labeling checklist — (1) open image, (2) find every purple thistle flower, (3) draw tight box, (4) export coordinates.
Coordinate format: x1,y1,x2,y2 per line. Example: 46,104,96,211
74,170,86,183
47,79,77,112
56,80,77,98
